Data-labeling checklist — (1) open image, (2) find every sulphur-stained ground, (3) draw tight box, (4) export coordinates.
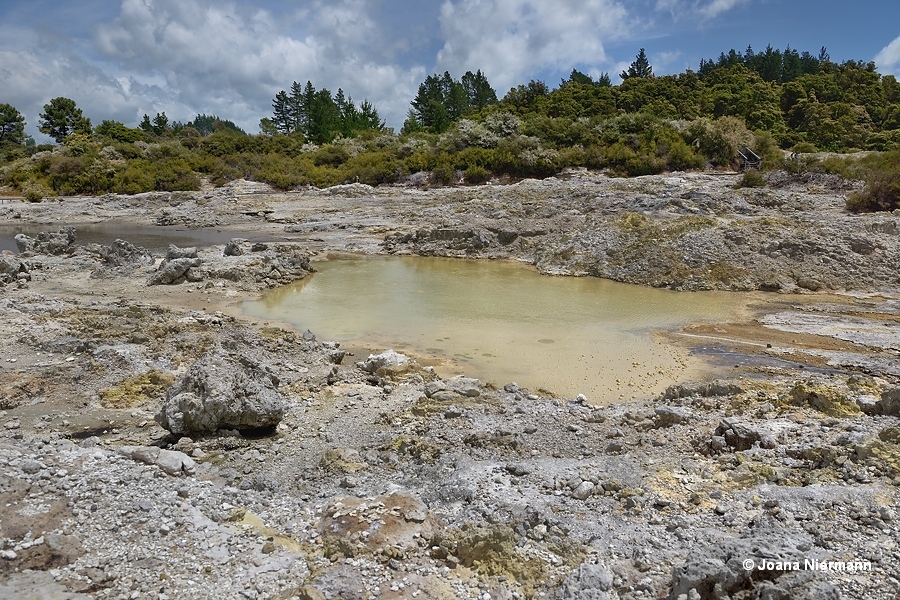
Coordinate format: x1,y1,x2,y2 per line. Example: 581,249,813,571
0,170,899,599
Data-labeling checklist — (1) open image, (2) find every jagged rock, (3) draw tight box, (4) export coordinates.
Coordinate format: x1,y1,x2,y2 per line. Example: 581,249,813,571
655,405,695,426
669,537,838,600
555,562,615,599
663,381,743,399
155,350,284,435
0,255,27,285
147,257,202,285
13,233,33,253
224,240,244,256
879,387,900,416
714,418,797,450
14,227,77,255
356,349,409,374
166,244,198,259
99,239,154,268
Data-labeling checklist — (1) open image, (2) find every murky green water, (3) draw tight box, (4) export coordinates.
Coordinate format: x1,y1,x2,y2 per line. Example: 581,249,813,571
243,256,750,402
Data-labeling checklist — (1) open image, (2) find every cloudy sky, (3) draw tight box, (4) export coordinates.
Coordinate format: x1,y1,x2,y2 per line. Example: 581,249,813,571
3,0,900,141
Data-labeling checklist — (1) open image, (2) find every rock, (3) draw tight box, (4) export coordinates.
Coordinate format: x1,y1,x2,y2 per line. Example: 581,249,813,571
555,562,615,599
302,329,316,341
424,376,482,399
119,446,197,475
670,537,838,600
99,239,154,268
0,255,27,285
879,387,900,416
572,481,595,500
166,244,198,259
714,418,797,451
15,227,77,255
654,405,694,426
155,350,284,435
356,349,409,374
148,257,203,285
663,381,743,399
224,240,244,256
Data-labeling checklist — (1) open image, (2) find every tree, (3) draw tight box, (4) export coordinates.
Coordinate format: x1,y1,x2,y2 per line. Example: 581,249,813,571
259,117,278,136
38,97,91,142
621,48,653,80
271,90,294,134
0,103,26,146
461,70,498,110
94,119,143,143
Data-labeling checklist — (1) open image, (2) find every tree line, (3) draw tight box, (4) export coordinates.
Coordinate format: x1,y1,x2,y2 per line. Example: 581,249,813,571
2,43,900,212
264,81,384,143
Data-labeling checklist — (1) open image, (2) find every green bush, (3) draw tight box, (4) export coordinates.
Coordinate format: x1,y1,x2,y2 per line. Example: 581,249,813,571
257,153,307,190
21,181,53,202
464,165,490,184
847,170,900,212
791,142,818,153
343,151,401,185
736,169,766,188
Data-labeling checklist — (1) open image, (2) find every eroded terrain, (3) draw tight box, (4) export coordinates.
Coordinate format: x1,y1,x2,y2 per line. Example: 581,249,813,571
0,171,899,599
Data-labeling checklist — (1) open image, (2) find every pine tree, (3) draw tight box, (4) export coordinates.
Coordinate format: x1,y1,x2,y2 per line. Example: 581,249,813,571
39,97,92,142
0,103,26,146
272,91,293,134
620,49,653,80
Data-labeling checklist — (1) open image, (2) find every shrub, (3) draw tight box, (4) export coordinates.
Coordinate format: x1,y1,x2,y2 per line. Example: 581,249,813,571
257,153,307,190
682,116,752,168
736,169,766,188
464,165,490,184
791,142,818,153
21,181,53,202
847,170,900,212
343,151,402,185
312,145,349,167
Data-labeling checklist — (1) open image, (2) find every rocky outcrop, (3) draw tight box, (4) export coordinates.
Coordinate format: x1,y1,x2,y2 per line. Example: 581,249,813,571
155,350,284,435
0,255,29,287
356,349,409,374
14,227,77,255
147,257,203,285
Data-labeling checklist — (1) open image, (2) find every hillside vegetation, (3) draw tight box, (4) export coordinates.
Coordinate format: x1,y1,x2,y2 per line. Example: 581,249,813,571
2,45,900,212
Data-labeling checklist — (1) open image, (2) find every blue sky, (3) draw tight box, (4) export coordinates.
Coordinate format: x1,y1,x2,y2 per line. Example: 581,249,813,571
2,0,900,140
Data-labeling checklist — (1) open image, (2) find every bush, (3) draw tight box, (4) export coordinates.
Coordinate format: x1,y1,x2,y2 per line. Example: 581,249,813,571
343,151,402,186
257,153,307,190
791,142,818,153
21,181,53,202
736,169,766,188
847,170,900,212
464,165,490,184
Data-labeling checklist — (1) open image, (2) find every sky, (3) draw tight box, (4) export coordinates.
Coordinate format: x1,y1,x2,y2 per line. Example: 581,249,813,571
3,0,900,141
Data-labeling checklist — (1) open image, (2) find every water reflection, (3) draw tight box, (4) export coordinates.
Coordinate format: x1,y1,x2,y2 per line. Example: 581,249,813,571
244,256,751,402
0,223,271,254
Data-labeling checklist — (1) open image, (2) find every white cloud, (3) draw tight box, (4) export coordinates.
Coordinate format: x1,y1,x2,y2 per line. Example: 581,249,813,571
436,0,631,95
875,35,900,73
2,0,426,135
697,0,748,18
654,0,748,21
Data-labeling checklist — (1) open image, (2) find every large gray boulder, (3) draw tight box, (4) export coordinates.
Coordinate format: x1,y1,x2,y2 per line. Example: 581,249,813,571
155,350,284,435
147,257,203,285
555,562,615,599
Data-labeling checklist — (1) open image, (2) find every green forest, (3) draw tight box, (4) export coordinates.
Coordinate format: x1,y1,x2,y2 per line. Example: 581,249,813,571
2,44,900,211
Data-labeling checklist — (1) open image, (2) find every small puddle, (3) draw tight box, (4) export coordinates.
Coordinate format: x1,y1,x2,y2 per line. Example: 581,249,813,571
244,256,756,403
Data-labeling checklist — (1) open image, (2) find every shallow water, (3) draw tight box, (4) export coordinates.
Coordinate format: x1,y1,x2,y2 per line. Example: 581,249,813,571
0,223,266,254
243,256,752,402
